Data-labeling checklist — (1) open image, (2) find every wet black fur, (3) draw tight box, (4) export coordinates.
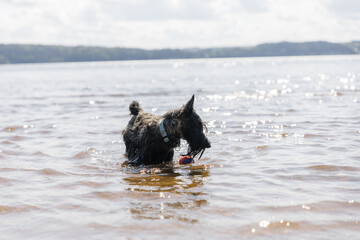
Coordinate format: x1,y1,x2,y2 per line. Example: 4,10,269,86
122,95,211,165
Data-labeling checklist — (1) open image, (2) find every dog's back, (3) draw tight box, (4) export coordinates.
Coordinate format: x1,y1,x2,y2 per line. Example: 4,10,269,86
122,101,160,162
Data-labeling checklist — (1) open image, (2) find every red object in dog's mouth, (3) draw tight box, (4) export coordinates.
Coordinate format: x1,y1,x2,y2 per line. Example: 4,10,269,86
179,156,194,165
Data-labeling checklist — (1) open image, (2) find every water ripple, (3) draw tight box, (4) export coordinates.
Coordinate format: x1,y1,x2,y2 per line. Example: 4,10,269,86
1,56,359,239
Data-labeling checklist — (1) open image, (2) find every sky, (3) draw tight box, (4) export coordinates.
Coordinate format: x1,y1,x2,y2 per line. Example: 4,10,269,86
0,0,359,49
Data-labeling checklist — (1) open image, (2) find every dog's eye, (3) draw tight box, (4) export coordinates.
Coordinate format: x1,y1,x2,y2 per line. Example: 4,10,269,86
171,119,179,127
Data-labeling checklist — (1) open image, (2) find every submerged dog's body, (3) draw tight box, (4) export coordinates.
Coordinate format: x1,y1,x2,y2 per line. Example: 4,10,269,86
122,95,210,165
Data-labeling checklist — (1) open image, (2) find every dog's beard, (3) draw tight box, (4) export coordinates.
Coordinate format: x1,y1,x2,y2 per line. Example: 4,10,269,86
188,147,206,160
183,123,209,160
185,144,206,160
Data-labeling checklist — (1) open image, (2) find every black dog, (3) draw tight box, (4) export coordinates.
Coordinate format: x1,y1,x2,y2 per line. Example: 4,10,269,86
122,95,211,165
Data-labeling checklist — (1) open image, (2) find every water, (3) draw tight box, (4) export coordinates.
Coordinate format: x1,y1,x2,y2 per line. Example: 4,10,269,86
1,55,359,239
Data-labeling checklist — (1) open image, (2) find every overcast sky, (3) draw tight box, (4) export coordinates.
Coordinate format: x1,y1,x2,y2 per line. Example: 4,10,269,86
1,0,359,49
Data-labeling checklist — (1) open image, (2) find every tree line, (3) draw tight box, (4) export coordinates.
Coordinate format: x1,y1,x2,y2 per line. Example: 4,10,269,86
0,41,359,64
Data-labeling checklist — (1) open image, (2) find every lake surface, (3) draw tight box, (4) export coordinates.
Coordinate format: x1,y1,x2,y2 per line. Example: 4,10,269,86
1,55,359,239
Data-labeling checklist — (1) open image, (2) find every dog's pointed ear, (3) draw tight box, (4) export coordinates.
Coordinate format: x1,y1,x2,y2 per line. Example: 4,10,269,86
181,95,195,117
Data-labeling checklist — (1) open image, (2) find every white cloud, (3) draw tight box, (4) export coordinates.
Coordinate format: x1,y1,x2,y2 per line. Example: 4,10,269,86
327,0,360,19
0,0,359,48
100,0,217,21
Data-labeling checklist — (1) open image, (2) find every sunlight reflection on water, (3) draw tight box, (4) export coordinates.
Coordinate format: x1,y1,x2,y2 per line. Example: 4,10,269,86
0,55,359,239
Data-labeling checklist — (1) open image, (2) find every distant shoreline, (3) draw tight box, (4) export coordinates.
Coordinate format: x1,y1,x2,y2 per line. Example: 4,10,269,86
0,41,359,64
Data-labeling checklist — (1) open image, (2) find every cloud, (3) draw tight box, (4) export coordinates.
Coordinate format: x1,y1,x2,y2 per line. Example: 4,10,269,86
327,0,360,18
100,0,217,21
239,0,270,13
0,0,359,48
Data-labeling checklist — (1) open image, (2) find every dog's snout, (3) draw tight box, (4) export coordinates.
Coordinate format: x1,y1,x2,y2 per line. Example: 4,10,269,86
204,139,211,148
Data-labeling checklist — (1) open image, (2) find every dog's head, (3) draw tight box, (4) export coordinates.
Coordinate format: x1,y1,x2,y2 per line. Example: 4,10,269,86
165,95,211,159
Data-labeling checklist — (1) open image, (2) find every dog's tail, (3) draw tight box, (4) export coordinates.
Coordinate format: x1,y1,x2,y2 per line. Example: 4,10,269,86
129,101,142,116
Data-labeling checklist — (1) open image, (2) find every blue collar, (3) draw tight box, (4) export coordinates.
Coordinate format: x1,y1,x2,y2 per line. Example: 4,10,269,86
159,119,170,143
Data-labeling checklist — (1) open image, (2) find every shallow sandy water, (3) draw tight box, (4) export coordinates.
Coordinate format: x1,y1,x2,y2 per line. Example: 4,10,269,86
1,55,359,239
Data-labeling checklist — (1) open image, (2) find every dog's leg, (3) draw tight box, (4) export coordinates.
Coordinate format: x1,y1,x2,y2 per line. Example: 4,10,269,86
163,149,174,162
129,152,142,166
129,145,151,166
124,142,130,157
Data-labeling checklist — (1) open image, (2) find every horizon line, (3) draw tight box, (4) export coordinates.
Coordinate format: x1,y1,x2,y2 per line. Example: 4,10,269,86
1,39,359,50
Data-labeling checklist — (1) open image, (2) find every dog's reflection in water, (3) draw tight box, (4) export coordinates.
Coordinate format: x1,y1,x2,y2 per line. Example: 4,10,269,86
123,162,210,222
